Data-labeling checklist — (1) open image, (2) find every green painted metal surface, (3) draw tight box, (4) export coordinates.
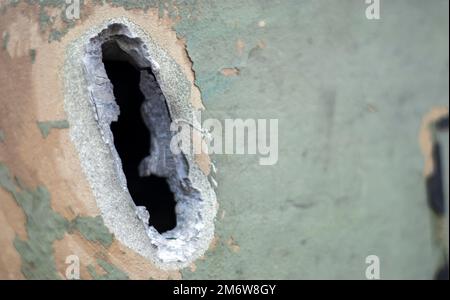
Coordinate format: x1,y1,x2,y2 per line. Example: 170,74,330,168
0,0,448,279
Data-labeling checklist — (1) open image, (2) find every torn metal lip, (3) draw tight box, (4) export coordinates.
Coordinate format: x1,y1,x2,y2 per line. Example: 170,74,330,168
64,18,218,270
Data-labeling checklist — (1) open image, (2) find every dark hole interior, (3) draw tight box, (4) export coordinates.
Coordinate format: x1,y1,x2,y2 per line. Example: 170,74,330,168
102,55,177,234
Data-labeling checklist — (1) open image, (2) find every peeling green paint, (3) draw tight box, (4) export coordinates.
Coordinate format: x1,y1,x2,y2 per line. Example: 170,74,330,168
0,130,4,143
3,0,20,9
0,163,69,279
2,32,9,51
7,0,245,101
0,163,18,194
0,162,127,279
69,216,113,247
29,49,36,63
1,0,189,42
107,0,154,11
48,29,65,42
38,7,51,32
14,175,27,190
87,258,129,280
37,120,70,138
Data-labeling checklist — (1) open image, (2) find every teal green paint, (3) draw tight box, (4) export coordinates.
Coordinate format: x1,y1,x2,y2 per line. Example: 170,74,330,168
29,49,36,63
176,0,447,279
87,259,129,280
0,163,17,193
0,163,69,279
38,8,51,32
1,1,188,42
69,216,113,248
48,29,65,42
37,120,70,138
107,0,154,11
36,4,57,32
92,0,105,5
14,176,27,191
26,0,64,7
2,32,9,51
6,0,20,7
0,162,126,279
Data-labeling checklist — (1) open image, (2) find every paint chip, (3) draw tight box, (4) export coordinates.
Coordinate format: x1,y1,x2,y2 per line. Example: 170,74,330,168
189,263,197,272
220,67,240,77
37,120,70,138
87,258,129,280
29,49,36,64
236,39,245,56
368,104,377,112
2,31,9,50
227,236,240,253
